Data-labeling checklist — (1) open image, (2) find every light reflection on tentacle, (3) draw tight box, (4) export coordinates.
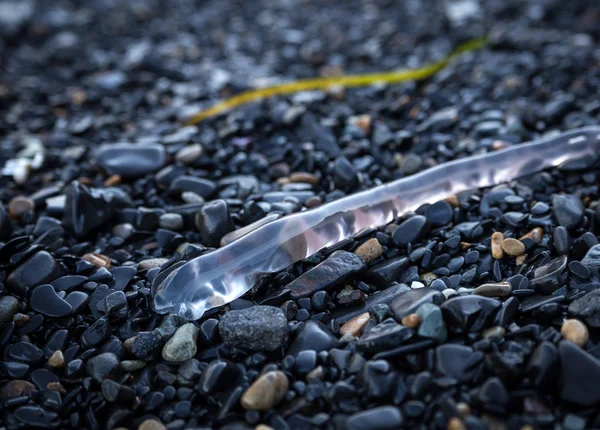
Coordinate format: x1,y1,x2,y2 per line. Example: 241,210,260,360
153,127,600,320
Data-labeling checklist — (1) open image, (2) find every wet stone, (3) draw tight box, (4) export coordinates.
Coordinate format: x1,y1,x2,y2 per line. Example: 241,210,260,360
131,331,163,360
159,213,184,230
289,250,366,299
194,199,235,247
64,181,130,238
0,380,35,399
219,306,289,351
96,143,166,179
162,323,199,362
30,284,72,317
346,406,404,430
6,251,61,297
552,194,584,229
82,317,110,347
426,201,453,227
241,370,289,411
568,289,600,329
393,215,429,247
86,352,121,382
357,318,414,353
7,341,44,365
391,288,444,320
530,255,568,294
0,295,20,324
366,256,409,286
416,303,447,343
198,359,242,395
558,341,600,406
441,296,501,334
14,406,58,427
289,320,338,356
472,282,512,298
435,344,479,382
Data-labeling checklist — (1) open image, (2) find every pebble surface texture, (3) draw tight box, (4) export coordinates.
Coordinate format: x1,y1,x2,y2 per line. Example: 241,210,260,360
1,0,600,429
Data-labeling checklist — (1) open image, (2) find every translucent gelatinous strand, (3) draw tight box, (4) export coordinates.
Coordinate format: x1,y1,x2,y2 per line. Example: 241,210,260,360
153,127,600,320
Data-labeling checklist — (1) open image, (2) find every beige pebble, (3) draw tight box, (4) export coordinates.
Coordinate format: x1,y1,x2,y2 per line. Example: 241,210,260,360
561,319,589,347
306,365,325,381
353,238,383,263
445,195,459,208
175,143,203,164
501,238,526,256
138,419,167,430
483,326,506,339
104,174,122,187
289,172,319,186
351,114,372,134
448,417,467,430
83,253,111,269
491,232,504,259
8,195,35,218
402,313,421,328
516,254,527,266
456,402,470,417
460,242,471,250
48,350,65,369
139,258,170,270
419,272,438,286
340,312,370,337
520,227,543,244
241,371,289,411
255,425,274,430
47,382,67,395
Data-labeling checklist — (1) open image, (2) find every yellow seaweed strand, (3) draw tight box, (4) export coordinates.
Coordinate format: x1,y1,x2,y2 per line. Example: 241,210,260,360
186,36,487,126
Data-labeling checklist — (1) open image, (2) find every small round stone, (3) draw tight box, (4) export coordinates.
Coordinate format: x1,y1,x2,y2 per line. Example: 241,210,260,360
48,350,65,369
401,313,421,328
561,319,589,347
456,402,470,417
448,417,467,430
83,253,111,269
162,323,199,362
501,238,526,256
175,143,203,164
0,295,21,324
289,172,319,186
491,232,504,259
8,195,35,217
139,258,170,270
159,213,184,230
353,238,383,263
241,371,289,411
138,419,167,430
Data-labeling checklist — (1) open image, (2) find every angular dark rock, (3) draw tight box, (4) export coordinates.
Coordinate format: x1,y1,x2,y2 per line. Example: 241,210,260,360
219,306,289,351
289,320,338,356
441,295,501,333
6,251,61,296
289,250,366,299
558,341,600,406
391,288,444,320
194,199,235,247
63,181,131,238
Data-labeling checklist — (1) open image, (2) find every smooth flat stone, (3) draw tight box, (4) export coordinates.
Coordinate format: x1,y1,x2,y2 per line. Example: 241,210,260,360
29,284,72,317
95,143,166,179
